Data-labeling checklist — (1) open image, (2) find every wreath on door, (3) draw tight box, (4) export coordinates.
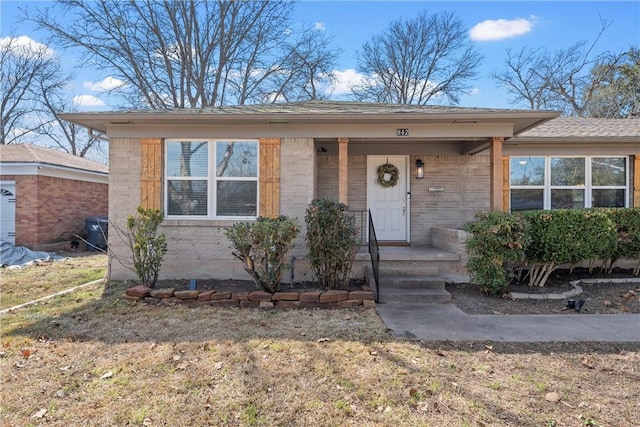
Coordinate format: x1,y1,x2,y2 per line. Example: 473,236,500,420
377,163,399,187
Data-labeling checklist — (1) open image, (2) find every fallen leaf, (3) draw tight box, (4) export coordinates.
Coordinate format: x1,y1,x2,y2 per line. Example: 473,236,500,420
172,355,181,361
176,362,188,370
20,348,31,358
545,392,561,403
214,362,223,370
580,357,594,369
317,338,330,343
142,417,153,426
100,371,113,379
485,344,493,353
31,409,47,419
370,351,378,356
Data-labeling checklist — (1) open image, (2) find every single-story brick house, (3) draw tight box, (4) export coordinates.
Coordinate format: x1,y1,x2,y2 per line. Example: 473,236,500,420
0,144,109,250
60,101,640,283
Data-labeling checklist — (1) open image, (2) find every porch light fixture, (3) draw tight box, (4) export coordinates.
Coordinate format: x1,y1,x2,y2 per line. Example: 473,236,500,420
416,159,424,179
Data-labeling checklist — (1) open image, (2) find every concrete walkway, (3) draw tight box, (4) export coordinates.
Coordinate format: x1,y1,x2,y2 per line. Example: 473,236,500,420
376,302,640,342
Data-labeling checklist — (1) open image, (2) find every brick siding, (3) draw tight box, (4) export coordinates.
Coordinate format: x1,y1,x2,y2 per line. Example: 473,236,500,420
108,138,489,282
1,174,108,250
316,154,490,245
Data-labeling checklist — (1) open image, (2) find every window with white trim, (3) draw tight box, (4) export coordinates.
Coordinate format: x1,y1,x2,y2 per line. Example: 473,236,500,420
510,156,629,211
165,140,259,218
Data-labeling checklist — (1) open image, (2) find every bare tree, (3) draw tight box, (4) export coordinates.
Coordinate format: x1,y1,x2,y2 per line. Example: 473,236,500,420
267,26,341,102
492,21,632,117
28,0,339,109
37,85,103,158
0,35,69,145
490,47,559,111
350,11,482,105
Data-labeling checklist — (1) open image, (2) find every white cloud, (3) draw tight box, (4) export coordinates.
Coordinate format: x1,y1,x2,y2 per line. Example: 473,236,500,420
73,95,105,107
0,35,54,57
329,69,366,95
470,16,536,41
83,77,126,92
314,22,326,31
469,87,481,96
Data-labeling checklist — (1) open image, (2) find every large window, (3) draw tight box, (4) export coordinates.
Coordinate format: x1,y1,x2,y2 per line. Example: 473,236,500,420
510,156,629,211
166,140,258,218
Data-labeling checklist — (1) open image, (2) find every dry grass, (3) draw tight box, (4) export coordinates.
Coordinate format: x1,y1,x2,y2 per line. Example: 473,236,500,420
0,251,107,310
0,261,638,426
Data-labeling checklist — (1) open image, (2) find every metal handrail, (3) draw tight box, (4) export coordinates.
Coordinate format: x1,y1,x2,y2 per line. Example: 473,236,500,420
347,209,368,246
367,210,380,303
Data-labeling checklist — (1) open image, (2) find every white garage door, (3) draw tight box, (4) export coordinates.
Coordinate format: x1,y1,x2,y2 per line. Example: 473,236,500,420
0,181,16,245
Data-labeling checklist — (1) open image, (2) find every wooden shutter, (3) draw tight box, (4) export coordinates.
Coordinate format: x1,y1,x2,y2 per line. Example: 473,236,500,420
259,138,281,218
140,138,162,210
502,156,510,212
634,155,640,208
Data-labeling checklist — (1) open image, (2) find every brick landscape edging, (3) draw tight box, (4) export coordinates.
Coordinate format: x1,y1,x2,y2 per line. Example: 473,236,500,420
124,285,376,309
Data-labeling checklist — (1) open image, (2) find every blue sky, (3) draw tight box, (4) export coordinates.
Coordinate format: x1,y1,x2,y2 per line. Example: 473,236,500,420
1,0,639,110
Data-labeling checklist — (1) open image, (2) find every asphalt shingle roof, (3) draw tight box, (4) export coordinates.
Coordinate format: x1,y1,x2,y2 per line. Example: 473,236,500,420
0,144,108,174
107,100,540,116
518,117,640,138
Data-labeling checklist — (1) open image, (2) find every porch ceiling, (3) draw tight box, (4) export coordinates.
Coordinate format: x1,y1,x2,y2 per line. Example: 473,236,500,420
314,137,493,156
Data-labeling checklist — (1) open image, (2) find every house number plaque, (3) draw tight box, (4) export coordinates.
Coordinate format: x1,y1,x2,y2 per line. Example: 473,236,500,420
396,128,409,136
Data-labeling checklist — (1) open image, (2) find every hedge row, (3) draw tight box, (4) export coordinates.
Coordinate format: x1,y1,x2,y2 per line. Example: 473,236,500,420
464,208,640,294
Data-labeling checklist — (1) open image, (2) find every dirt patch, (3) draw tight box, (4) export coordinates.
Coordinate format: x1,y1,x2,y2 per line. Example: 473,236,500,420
448,269,640,315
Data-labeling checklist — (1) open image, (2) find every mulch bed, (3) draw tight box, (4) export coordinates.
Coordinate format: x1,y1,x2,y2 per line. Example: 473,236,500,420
447,268,640,315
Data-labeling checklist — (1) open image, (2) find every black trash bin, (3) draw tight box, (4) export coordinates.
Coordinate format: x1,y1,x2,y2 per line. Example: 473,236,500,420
85,216,108,251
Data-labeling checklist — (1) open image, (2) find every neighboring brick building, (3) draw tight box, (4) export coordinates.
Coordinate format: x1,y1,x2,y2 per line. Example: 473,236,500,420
60,101,639,282
0,144,108,251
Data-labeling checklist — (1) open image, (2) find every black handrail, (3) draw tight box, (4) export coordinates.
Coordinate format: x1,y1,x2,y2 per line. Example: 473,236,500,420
367,210,380,303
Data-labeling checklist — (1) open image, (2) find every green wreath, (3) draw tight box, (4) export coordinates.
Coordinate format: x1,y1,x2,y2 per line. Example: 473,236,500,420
377,163,399,187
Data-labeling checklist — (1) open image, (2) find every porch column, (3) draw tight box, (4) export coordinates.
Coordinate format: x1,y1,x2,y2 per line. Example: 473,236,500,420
634,154,640,207
338,137,349,205
489,137,504,211
502,156,510,211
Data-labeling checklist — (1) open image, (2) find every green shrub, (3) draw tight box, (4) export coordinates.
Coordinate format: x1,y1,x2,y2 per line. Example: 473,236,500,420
126,207,167,288
463,211,529,295
522,209,617,286
599,208,640,274
305,199,360,290
226,216,300,293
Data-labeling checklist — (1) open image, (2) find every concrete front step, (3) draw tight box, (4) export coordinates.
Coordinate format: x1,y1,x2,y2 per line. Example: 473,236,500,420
381,277,446,289
380,287,452,304
379,265,440,277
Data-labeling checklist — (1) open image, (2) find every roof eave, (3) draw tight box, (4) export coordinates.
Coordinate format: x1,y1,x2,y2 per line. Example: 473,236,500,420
59,110,561,135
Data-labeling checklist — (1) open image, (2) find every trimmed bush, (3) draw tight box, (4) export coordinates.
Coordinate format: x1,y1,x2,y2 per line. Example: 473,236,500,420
522,209,617,286
126,207,167,288
464,211,529,295
600,208,640,275
226,216,300,293
305,199,360,290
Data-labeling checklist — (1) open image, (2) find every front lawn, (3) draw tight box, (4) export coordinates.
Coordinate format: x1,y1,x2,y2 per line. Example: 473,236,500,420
0,252,107,310
0,262,637,426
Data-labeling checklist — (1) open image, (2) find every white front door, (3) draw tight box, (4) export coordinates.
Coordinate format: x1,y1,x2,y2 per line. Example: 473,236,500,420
0,181,16,245
367,156,409,242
